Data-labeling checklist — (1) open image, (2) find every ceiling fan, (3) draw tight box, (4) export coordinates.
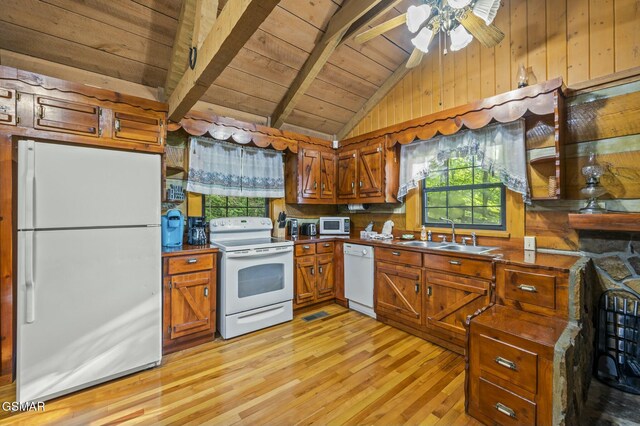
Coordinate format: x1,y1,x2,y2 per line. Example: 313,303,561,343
355,0,505,69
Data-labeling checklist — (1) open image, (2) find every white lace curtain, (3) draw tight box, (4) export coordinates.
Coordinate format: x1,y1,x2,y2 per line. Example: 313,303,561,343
186,137,285,198
398,120,529,203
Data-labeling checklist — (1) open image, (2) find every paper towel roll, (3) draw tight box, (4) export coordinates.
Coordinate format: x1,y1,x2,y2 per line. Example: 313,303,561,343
347,203,369,212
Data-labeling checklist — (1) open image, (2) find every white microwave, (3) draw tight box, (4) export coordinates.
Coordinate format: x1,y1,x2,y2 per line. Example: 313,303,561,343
319,217,350,235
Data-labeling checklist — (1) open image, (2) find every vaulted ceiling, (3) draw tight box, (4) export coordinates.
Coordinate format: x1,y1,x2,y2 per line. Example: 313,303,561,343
0,0,417,138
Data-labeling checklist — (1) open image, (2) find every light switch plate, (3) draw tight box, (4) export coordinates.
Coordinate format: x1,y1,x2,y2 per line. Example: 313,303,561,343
524,236,536,251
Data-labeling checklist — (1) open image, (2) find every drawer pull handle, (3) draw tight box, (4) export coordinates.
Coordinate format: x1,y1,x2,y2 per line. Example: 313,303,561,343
518,284,538,293
495,356,517,370
495,402,516,418
449,260,462,265
187,258,198,264
323,243,331,247
415,282,420,293
391,251,401,256
302,245,311,249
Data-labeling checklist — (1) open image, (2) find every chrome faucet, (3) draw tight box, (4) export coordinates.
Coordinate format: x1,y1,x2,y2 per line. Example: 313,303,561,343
440,217,456,244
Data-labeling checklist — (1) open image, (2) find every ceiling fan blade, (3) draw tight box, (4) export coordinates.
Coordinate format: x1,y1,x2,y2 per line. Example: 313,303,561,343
406,47,424,69
459,11,504,48
354,13,407,44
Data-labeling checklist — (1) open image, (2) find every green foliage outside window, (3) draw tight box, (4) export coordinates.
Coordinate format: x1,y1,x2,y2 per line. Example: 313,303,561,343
204,195,268,220
423,155,505,229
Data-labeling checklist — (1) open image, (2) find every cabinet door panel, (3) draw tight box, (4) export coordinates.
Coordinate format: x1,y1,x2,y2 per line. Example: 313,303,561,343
300,149,320,199
358,143,383,197
320,152,336,200
170,271,212,339
114,111,163,145
316,254,335,299
337,150,357,199
295,256,316,305
34,96,100,136
426,271,490,338
375,261,423,325
0,88,17,125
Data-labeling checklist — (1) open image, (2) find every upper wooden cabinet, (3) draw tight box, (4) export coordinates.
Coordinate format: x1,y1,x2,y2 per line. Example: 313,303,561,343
113,110,164,146
337,150,357,199
0,88,17,126
34,96,101,137
286,146,336,204
357,143,384,198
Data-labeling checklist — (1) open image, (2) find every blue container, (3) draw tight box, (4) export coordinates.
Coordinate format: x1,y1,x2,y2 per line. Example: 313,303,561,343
161,209,184,247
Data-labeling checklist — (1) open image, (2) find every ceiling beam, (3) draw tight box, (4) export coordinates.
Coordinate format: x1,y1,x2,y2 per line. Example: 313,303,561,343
336,57,411,140
168,0,280,121
193,0,219,49
164,0,197,97
270,0,401,129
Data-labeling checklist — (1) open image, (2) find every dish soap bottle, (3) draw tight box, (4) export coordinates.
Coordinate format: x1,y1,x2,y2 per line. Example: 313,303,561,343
420,225,427,241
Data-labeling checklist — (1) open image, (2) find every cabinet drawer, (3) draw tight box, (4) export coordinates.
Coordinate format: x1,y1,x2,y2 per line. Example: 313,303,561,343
503,268,556,310
478,378,536,426
377,248,422,266
168,254,214,275
295,243,316,256
316,241,334,254
478,333,538,395
423,253,492,280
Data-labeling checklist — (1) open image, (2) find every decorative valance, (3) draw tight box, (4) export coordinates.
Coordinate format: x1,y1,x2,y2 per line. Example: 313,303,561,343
398,120,529,203
186,137,285,198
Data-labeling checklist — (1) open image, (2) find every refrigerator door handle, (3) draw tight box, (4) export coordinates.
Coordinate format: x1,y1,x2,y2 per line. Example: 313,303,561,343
25,230,36,323
24,141,36,229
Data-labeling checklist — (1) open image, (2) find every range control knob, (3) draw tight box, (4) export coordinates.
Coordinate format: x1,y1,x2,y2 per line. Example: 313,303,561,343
362,249,367,255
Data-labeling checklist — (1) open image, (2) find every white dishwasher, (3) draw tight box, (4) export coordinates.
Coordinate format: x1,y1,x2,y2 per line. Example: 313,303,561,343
344,243,376,318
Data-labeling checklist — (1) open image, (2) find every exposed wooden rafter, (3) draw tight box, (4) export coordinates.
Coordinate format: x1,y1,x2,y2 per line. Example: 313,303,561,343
193,0,219,50
270,0,402,129
337,57,411,139
164,0,197,98
167,0,280,121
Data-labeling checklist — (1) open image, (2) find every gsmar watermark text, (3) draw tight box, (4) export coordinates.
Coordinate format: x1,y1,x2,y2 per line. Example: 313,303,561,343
2,401,46,412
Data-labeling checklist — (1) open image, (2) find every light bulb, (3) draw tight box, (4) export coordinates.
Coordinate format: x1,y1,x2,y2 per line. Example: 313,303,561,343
406,4,433,33
449,25,473,51
411,27,434,53
447,0,472,9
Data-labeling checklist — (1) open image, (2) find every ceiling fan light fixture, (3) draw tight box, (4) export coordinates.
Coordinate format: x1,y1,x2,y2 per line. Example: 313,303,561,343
406,4,433,33
411,26,434,53
473,0,501,25
447,0,472,9
449,25,473,51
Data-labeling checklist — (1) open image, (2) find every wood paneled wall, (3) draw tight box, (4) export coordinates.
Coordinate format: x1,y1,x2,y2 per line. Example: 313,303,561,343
346,0,640,139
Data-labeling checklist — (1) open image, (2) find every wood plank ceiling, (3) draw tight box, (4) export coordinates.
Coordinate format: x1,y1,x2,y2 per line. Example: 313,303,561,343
0,0,415,137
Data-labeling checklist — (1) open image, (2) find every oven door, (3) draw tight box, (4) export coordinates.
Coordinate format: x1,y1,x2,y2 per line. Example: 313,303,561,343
224,246,293,315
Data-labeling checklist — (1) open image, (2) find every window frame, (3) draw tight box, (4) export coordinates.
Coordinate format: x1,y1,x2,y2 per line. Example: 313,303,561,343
421,160,507,231
202,195,269,220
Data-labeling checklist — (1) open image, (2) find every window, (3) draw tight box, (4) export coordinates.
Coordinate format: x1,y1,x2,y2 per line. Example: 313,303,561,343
204,195,268,220
422,156,506,230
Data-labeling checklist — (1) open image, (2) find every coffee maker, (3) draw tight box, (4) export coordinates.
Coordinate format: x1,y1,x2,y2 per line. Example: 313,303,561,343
187,216,208,245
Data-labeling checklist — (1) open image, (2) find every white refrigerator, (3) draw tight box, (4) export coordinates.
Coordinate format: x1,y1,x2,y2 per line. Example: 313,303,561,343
16,140,162,403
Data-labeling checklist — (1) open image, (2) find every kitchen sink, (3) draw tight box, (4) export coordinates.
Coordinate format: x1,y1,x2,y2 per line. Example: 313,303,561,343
398,240,448,248
435,244,498,254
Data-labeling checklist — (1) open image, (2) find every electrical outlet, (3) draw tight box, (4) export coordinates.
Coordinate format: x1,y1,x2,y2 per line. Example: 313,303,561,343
524,236,536,251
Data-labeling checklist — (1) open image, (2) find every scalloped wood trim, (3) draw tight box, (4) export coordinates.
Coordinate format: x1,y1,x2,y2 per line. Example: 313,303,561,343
342,78,565,148
171,110,332,153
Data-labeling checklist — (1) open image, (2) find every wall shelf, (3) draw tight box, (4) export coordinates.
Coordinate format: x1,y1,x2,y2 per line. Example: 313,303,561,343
568,213,640,232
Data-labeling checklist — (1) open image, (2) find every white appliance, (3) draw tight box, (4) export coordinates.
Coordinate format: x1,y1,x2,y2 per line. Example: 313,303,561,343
319,217,350,235
210,217,294,339
344,243,375,318
17,140,162,403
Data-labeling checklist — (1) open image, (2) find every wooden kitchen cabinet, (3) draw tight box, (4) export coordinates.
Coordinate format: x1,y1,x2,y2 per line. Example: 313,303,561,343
162,251,217,354
0,88,17,125
112,109,164,145
375,261,424,326
34,95,101,137
285,146,336,204
337,150,357,199
357,142,384,197
294,242,336,309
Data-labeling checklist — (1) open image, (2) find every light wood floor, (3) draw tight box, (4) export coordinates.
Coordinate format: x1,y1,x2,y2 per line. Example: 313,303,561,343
0,304,480,425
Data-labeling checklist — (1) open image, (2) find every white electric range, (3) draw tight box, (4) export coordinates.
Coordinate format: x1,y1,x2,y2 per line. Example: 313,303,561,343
210,217,293,339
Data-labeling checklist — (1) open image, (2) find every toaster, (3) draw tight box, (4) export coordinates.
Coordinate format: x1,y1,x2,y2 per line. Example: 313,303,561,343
300,223,317,236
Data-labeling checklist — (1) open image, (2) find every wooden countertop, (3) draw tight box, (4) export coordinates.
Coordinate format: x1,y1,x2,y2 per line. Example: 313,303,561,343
287,235,580,272
161,244,219,258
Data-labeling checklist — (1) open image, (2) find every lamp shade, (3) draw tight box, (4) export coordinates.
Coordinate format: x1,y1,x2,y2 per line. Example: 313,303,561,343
473,0,501,25
447,0,472,9
406,4,433,33
449,25,473,51
411,27,434,53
